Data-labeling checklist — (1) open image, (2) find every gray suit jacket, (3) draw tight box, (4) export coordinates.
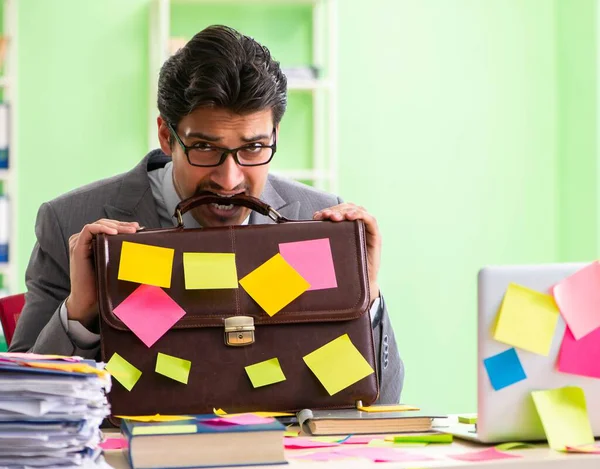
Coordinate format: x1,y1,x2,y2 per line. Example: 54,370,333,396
10,151,404,403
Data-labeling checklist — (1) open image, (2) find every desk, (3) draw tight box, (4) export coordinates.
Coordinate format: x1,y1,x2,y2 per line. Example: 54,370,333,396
103,419,600,469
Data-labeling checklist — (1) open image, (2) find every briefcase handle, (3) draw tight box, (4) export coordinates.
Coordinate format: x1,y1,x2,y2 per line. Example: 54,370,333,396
173,192,290,227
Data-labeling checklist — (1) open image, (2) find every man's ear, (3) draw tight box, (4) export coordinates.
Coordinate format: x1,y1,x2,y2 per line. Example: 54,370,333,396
157,116,172,156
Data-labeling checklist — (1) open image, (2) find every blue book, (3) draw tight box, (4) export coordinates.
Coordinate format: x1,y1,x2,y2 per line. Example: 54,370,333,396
121,415,286,469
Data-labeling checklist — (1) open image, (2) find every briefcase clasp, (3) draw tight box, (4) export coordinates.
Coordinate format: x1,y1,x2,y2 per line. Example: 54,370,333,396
224,316,255,346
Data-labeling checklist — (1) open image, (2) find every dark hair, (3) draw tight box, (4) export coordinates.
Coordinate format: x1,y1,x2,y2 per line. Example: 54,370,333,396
157,25,287,129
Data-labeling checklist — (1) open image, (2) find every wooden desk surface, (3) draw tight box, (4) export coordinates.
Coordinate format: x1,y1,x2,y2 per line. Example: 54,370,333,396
103,429,600,469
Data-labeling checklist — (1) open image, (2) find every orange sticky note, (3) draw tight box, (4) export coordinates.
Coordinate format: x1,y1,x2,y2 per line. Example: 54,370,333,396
239,253,310,316
118,241,174,288
303,334,374,395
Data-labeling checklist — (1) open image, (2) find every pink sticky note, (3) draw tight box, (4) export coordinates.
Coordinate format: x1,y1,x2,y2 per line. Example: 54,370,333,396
284,437,340,449
335,446,435,462
290,451,353,461
552,262,600,339
449,448,522,462
342,435,381,445
557,325,600,378
113,285,186,348
99,437,128,450
279,238,337,290
202,414,275,427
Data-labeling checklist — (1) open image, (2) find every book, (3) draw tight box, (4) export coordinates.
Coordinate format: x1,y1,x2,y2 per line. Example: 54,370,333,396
121,415,286,469
297,408,443,436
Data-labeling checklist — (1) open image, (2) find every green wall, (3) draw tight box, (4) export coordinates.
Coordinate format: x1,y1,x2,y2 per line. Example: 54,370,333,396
556,0,598,261
13,0,597,413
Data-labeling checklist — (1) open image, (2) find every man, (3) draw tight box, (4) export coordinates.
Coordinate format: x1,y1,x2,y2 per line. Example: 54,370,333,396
10,25,403,403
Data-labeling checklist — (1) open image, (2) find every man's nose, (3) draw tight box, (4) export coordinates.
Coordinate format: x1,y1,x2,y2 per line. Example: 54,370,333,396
210,153,245,190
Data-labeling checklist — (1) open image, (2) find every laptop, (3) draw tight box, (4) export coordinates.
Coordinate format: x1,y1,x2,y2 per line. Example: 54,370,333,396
447,263,600,443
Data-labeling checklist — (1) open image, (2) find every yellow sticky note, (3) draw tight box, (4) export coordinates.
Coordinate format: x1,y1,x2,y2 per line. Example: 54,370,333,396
105,353,142,391
132,424,197,436
118,241,174,288
358,404,420,412
245,357,286,388
531,386,594,450
155,353,191,384
183,252,238,289
303,334,374,395
26,362,109,379
239,253,310,316
493,283,559,355
116,414,194,422
214,408,227,416
217,410,294,418
284,430,299,437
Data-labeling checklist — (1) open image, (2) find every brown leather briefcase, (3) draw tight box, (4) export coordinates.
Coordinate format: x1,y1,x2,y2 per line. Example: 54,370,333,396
94,193,378,418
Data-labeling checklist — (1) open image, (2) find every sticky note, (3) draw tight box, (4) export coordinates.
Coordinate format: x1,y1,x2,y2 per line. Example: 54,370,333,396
553,262,600,339
245,357,286,388
105,353,141,391
118,241,174,288
495,442,536,451
183,252,238,289
290,452,353,461
279,238,337,290
557,325,600,379
99,438,128,450
303,334,374,395
335,446,435,462
239,253,310,316
449,448,522,462
392,433,452,443
215,410,294,418
458,413,477,424
493,283,559,355
203,414,276,426
132,424,197,436
155,353,191,384
531,386,594,450
113,285,186,348
115,414,194,422
483,348,527,391
284,438,339,449
564,444,600,454
357,404,419,412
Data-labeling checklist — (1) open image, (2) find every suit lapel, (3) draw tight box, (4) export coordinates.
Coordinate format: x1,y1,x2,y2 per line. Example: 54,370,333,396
250,176,300,225
103,151,163,228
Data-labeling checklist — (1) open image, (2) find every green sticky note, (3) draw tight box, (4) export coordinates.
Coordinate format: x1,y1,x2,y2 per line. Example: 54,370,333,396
155,353,191,384
105,353,142,392
458,414,477,424
393,433,453,444
183,252,238,289
495,442,536,451
531,386,594,450
132,424,197,436
245,357,286,388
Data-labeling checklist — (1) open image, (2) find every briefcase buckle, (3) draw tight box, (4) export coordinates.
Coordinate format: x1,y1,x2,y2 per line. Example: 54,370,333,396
224,316,255,346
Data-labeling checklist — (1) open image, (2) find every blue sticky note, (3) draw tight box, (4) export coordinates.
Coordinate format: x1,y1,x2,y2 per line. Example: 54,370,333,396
483,348,527,391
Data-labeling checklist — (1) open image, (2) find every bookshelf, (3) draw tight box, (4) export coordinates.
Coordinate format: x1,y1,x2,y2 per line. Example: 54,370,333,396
0,0,17,298
148,0,338,192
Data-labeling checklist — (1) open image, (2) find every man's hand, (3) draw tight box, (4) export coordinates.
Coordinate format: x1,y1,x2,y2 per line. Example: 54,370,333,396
65,220,140,328
313,203,381,299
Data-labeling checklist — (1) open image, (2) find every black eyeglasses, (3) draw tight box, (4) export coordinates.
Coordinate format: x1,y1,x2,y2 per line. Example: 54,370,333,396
167,122,277,167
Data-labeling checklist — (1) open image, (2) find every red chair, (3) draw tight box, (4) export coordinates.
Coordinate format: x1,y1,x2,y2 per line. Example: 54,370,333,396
0,293,25,347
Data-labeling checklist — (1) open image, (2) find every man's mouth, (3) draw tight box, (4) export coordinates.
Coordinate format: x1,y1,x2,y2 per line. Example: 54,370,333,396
205,191,245,213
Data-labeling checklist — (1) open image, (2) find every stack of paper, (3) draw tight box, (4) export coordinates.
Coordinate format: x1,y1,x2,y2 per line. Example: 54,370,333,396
0,352,112,469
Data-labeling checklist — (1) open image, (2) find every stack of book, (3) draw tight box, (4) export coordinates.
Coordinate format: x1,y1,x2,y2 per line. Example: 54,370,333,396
0,352,112,468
